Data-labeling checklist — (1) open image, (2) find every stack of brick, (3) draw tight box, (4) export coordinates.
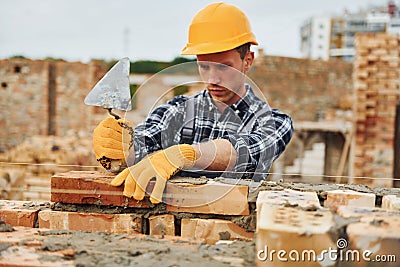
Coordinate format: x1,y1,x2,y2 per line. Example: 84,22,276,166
353,33,399,187
2,171,400,266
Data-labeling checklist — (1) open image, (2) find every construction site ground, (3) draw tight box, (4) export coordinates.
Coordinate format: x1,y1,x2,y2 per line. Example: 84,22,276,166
0,226,254,267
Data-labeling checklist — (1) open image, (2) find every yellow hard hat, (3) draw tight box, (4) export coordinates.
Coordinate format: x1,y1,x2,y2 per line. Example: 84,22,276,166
181,2,258,55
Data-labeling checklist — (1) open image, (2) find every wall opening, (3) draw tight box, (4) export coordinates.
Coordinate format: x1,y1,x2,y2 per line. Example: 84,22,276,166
14,65,21,73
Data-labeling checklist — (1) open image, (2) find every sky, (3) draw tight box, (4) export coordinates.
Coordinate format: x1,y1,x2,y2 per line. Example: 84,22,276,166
0,0,392,62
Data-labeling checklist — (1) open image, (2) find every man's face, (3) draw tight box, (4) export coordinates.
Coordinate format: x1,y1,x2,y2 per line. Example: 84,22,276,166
197,49,253,107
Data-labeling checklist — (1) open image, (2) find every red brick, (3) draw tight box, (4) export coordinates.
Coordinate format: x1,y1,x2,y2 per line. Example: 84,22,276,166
51,171,150,208
337,205,400,220
181,218,253,245
256,189,320,208
256,190,320,225
336,205,400,266
344,217,400,267
382,195,400,211
324,189,375,211
38,210,142,234
166,181,249,215
148,214,175,236
0,200,43,227
256,204,336,267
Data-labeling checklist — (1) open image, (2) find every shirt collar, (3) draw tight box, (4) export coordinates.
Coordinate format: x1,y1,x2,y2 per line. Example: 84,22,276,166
202,83,257,112
231,84,255,111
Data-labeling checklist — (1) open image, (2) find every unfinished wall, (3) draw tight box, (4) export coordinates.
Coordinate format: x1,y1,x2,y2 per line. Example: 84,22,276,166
352,33,400,187
54,61,106,136
0,59,107,152
250,52,353,121
0,59,50,151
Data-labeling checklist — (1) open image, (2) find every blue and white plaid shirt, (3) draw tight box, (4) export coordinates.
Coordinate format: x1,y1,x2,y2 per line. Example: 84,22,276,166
133,84,293,180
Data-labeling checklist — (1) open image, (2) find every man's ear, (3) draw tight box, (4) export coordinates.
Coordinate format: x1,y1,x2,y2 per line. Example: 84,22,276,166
243,51,254,72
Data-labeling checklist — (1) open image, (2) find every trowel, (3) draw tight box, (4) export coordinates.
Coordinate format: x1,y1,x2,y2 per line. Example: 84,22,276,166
84,57,134,173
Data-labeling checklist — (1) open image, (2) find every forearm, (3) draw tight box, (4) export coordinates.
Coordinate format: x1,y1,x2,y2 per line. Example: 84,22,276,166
192,139,237,171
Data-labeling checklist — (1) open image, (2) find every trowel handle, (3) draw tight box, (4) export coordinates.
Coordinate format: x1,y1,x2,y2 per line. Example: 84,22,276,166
98,111,135,174
107,108,120,120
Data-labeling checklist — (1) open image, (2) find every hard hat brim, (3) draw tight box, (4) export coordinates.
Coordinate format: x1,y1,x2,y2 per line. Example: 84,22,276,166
181,33,258,55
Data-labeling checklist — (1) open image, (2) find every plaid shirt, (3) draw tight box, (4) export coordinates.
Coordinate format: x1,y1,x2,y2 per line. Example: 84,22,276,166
133,84,293,180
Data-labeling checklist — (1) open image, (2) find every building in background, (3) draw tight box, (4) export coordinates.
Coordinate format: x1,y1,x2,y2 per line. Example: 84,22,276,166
301,1,400,61
300,17,331,60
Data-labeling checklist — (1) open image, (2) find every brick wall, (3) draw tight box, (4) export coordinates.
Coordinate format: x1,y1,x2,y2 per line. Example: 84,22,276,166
249,52,353,121
53,61,106,136
0,59,50,151
1,171,400,266
0,59,107,152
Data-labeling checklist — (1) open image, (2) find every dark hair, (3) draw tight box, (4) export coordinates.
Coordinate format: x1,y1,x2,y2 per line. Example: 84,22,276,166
235,43,251,60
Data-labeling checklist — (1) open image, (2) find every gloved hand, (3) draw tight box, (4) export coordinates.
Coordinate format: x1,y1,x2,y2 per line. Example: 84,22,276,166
110,144,197,204
93,117,133,172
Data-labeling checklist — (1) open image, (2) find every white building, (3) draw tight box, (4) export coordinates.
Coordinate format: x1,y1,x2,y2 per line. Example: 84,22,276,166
301,2,400,61
300,17,331,60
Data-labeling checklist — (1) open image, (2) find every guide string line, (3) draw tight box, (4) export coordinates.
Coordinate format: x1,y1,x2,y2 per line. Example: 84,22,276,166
0,161,399,182
0,161,101,169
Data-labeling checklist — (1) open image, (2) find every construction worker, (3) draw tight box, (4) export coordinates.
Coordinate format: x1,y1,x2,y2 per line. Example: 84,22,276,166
93,2,293,204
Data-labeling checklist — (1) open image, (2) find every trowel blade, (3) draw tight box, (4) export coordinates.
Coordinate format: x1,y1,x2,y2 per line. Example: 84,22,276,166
84,57,132,111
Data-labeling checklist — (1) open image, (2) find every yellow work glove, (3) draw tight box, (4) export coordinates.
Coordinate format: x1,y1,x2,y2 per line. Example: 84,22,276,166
93,117,133,171
110,144,197,204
